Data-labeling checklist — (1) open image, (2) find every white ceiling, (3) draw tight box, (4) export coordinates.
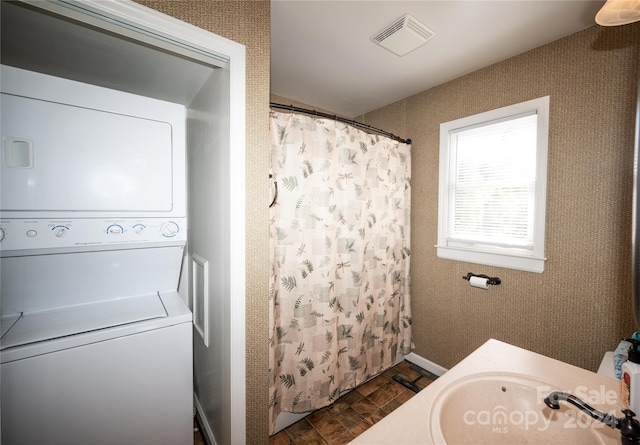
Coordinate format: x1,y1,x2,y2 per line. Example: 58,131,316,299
271,0,606,118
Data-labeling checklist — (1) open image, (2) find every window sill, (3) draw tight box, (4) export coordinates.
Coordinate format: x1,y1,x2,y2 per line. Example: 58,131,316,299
436,245,546,273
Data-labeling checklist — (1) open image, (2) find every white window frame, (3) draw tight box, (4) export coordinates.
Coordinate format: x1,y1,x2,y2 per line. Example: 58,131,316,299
436,96,549,273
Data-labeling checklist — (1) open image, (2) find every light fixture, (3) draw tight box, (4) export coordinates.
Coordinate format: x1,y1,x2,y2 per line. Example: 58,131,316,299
595,0,640,26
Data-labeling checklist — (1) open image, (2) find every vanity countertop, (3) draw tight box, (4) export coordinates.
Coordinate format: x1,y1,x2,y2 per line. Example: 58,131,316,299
349,339,622,444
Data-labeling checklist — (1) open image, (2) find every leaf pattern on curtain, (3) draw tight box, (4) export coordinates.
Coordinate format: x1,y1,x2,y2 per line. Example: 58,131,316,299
268,111,412,434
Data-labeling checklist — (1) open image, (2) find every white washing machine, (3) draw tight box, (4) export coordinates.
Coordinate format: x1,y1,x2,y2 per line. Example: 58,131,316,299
0,66,193,444
1,246,193,445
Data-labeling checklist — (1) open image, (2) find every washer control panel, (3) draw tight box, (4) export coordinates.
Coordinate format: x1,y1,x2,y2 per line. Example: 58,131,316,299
0,218,186,252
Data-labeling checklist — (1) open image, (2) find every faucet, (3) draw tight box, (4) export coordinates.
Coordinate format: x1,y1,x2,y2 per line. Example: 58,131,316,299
544,391,640,445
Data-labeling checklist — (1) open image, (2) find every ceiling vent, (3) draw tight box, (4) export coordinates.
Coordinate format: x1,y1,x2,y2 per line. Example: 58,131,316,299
371,13,435,57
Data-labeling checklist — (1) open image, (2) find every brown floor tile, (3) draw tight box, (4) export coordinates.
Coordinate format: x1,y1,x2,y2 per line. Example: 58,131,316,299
367,386,394,407
374,375,392,384
349,419,372,436
315,417,349,443
383,366,400,379
366,408,388,425
327,399,351,415
306,408,331,427
269,430,294,445
381,398,401,414
330,429,355,445
383,379,409,398
395,389,415,404
350,397,379,417
295,428,328,445
334,406,365,430
286,418,315,440
337,389,364,405
355,375,387,397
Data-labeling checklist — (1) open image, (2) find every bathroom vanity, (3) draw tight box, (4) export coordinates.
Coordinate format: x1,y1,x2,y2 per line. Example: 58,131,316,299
350,339,623,444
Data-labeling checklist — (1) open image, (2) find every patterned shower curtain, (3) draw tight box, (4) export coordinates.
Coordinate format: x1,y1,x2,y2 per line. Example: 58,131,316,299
268,110,412,433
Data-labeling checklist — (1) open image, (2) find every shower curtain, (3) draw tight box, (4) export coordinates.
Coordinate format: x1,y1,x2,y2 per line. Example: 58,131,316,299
268,110,413,433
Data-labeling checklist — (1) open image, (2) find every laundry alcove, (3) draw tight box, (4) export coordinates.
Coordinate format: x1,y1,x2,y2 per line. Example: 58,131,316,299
0,1,246,444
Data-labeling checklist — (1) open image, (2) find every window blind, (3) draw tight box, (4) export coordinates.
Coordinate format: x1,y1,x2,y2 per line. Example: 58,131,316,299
447,112,538,250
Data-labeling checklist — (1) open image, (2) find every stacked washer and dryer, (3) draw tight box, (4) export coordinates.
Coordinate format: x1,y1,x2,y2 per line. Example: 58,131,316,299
0,65,193,444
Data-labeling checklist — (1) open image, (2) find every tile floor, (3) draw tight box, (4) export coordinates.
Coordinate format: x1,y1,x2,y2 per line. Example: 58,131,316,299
268,360,438,445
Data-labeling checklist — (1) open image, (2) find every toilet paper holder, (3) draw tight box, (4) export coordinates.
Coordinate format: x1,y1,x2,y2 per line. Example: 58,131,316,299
462,272,501,286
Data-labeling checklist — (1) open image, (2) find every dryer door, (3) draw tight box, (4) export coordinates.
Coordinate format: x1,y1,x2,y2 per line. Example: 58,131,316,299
1,92,174,213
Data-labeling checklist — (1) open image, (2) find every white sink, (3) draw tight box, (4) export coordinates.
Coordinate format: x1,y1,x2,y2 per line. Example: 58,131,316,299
349,339,623,444
429,372,619,444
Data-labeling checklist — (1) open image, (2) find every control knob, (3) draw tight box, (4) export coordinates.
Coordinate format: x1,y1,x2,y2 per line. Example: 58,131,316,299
160,221,179,238
106,224,124,235
52,226,69,238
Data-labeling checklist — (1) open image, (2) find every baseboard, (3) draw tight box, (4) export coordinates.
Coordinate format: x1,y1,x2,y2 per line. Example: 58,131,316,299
403,352,448,377
194,393,217,445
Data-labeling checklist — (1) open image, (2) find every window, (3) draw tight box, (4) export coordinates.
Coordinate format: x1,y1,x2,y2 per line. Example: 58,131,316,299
437,96,549,273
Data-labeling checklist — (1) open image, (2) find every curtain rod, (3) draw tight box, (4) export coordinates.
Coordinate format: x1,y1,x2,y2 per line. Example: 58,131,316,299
270,102,411,145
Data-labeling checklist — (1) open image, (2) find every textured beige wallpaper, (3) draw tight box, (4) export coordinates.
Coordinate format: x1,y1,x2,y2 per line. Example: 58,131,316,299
137,1,270,444
362,23,640,372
